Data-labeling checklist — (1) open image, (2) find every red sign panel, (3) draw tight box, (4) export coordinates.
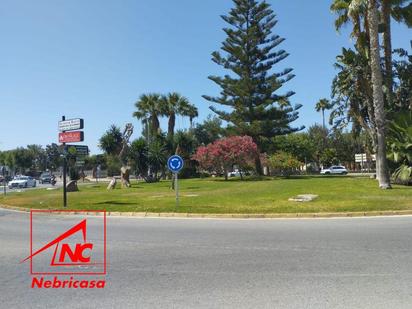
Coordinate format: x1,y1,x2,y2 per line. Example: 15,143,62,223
59,131,84,143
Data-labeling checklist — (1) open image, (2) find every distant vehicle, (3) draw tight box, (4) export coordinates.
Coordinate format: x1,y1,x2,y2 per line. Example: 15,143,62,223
8,176,36,189
228,171,241,178
39,172,52,184
227,170,251,178
320,166,348,175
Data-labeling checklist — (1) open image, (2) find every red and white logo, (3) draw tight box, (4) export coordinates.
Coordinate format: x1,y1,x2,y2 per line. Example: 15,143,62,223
58,131,84,143
21,210,106,288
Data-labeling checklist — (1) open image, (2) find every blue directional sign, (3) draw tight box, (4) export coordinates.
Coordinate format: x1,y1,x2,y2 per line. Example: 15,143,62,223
167,155,184,173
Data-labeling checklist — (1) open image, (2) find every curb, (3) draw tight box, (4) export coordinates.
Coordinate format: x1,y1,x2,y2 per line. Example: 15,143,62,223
2,204,412,219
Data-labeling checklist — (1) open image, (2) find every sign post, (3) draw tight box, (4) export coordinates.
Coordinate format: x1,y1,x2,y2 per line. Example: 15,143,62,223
59,117,84,208
355,153,366,172
175,173,179,208
167,155,184,210
61,116,67,207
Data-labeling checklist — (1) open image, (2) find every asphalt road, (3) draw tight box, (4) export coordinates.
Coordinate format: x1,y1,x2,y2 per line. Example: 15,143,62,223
1,208,412,309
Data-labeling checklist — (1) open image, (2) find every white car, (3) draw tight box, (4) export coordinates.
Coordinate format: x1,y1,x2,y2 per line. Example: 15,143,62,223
8,176,36,189
320,166,348,175
227,171,241,178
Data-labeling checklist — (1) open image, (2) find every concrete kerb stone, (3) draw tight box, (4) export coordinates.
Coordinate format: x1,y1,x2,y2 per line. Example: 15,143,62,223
2,204,412,219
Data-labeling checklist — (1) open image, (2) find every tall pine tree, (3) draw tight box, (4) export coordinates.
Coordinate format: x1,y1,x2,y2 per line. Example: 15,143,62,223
203,0,303,174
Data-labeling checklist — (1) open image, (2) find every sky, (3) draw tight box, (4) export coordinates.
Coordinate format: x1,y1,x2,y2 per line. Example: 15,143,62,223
0,0,410,154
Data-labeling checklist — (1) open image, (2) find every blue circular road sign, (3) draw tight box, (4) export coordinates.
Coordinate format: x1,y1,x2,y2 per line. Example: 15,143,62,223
167,155,184,173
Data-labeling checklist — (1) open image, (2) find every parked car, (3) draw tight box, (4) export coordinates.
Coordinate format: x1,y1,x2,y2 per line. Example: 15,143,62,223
39,172,52,184
227,170,251,178
320,166,348,175
228,170,241,178
8,175,37,189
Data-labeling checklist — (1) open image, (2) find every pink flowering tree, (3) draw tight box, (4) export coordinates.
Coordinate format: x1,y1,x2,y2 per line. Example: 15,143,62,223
191,145,213,172
192,136,258,180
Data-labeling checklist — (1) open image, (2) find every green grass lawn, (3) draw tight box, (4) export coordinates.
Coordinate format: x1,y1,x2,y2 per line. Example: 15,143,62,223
0,176,411,214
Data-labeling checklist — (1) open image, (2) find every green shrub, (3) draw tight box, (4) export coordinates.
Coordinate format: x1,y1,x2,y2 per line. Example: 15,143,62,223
268,152,302,177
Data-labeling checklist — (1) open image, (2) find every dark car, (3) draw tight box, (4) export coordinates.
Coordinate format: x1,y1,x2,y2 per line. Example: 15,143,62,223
39,172,52,184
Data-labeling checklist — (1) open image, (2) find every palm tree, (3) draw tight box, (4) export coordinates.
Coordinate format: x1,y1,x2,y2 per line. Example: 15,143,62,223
147,140,167,181
387,110,412,184
133,93,162,140
332,0,412,109
381,0,412,107
161,93,198,138
128,138,167,183
331,0,362,34
315,98,331,128
160,93,189,139
331,0,368,51
331,47,377,150
367,0,392,189
331,0,395,188
181,104,198,129
99,125,123,155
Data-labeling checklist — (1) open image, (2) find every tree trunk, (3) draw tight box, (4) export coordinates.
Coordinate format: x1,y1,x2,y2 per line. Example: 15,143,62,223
168,113,176,139
152,115,160,136
254,152,263,176
382,0,393,108
322,109,325,129
189,117,193,129
367,0,391,189
144,120,150,143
